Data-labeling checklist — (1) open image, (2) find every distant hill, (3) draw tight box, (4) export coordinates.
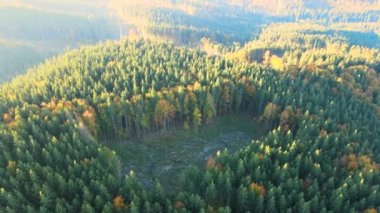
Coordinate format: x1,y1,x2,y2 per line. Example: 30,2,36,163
229,0,380,15
0,1,121,83
109,0,380,17
1,0,379,83
108,0,380,49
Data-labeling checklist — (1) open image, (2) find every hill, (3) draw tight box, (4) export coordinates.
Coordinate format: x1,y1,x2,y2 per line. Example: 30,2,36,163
0,38,379,212
109,0,380,48
0,1,380,212
0,1,120,83
231,0,380,15
1,0,380,83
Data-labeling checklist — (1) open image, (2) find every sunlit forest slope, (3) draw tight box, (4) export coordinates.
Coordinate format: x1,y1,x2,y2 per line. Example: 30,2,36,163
0,0,380,212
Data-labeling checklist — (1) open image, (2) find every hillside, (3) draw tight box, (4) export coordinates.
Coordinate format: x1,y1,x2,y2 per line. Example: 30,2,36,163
109,0,380,48
0,1,120,83
231,0,380,15
1,1,380,212
0,38,379,212
1,0,379,83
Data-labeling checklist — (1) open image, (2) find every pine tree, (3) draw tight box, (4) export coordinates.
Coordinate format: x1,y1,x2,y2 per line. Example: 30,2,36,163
205,181,217,204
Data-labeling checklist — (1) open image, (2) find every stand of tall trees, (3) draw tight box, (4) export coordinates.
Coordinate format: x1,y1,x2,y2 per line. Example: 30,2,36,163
0,39,379,212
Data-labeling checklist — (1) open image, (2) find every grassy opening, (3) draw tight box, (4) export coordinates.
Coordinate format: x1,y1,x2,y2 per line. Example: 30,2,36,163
107,113,270,195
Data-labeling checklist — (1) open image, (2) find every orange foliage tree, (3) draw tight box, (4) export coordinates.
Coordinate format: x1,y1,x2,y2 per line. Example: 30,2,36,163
2,113,12,123
82,106,98,137
249,182,266,197
154,99,175,128
113,195,127,209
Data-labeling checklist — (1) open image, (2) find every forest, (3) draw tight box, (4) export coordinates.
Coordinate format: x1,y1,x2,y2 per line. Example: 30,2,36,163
0,0,380,212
